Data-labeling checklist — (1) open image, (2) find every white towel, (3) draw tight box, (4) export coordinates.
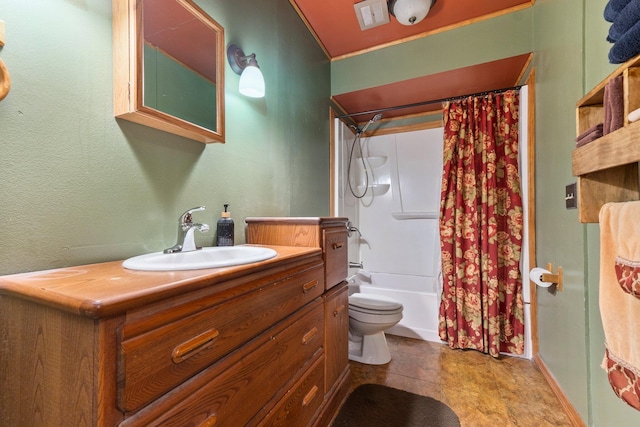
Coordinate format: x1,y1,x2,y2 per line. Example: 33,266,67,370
628,106,640,123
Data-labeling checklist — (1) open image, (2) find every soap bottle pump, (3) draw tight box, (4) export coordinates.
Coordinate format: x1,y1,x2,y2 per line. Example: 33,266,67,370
216,204,234,246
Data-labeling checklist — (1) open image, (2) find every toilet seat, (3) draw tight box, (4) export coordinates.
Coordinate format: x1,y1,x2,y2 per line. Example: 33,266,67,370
349,293,403,313
349,305,404,316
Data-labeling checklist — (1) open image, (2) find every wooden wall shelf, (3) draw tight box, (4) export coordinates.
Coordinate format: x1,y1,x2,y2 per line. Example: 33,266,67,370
572,54,640,223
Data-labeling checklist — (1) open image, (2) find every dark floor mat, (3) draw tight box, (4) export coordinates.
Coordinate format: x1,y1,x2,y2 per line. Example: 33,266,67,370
332,384,461,427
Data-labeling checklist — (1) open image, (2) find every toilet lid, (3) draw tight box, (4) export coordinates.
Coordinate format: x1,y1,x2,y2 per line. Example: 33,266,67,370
349,293,403,311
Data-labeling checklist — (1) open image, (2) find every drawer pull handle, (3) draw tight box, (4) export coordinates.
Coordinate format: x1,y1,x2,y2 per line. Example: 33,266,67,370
172,328,219,364
332,242,344,250
302,385,319,407
302,327,318,345
302,280,319,294
334,304,346,317
199,414,217,427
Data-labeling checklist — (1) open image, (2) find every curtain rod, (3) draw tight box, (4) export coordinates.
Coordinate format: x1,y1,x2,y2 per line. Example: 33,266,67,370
336,85,523,119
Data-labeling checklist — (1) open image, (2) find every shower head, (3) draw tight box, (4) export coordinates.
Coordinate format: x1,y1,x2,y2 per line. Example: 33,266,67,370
359,113,383,134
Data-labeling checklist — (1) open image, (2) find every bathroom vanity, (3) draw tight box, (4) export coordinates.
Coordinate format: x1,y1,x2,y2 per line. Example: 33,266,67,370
0,229,349,426
245,217,350,402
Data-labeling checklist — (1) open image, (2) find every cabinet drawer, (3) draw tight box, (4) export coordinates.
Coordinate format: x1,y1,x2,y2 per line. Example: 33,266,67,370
259,354,325,427
121,301,325,427
119,265,324,412
324,228,348,289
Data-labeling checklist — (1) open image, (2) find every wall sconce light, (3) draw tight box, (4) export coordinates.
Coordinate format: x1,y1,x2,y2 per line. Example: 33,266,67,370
227,44,265,98
388,0,436,25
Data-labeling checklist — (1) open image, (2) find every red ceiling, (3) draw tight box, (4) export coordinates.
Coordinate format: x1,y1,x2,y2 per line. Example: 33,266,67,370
291,0,534,122
291,0,532,59
333,54,532,122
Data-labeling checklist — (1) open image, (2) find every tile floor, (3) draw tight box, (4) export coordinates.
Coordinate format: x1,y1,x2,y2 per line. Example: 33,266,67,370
346,334,574,427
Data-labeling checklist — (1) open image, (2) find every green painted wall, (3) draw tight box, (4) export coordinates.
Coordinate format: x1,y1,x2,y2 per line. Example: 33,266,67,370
532,0,589,420
0,0,330,275
332,2,640,425
331,8,533,95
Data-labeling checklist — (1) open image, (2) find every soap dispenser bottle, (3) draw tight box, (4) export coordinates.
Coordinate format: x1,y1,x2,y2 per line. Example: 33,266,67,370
216,204,234,246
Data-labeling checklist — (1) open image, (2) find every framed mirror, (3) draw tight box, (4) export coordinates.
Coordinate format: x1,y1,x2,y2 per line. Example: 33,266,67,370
113,0,225,144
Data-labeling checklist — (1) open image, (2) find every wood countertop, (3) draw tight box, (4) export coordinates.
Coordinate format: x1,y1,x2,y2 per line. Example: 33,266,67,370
0,245,322,319
245,216,348,225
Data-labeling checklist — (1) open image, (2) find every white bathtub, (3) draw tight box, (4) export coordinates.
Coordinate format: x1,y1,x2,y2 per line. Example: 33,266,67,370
348,270,442,343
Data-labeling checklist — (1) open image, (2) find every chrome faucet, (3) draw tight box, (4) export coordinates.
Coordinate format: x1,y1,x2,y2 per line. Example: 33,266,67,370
164,206,210,254
346,220,361,238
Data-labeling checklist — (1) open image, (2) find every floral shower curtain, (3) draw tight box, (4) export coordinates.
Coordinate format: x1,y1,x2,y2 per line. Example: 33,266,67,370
438,90,525,357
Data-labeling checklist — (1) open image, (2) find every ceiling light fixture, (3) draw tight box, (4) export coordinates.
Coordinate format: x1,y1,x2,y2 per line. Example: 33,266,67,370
227,44,265,98
388,0,436,26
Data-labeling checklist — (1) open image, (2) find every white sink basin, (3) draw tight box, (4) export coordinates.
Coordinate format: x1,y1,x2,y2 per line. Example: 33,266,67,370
123,245,278,271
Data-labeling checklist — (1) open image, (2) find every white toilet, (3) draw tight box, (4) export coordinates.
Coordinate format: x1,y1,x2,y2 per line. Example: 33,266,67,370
348,292,403,365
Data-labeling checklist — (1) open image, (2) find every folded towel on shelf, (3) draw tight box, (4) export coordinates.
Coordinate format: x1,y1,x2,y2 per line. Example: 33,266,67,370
609,19,640,63
608,0,640,42
599,202,640,411
605,0,634,22
576,123,604,141
575,123,604,147
629,106,640,122
606,75,625,132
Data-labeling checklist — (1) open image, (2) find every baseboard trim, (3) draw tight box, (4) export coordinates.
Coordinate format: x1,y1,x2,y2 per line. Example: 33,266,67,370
533,353,586,427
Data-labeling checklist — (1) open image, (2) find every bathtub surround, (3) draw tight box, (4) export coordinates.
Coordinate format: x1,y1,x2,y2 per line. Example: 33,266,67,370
335,123,445,343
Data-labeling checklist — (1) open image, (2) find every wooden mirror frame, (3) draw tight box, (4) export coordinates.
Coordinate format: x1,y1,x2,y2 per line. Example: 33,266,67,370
113,0,225,144
0,58,10,101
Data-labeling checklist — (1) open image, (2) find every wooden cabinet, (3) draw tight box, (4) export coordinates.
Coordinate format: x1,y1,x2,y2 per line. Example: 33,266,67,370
572,54,640,222
245,217,351,425
0,245,346,426
120,264,324,413
259,349,325,427
245,217,349,290
122,301,325,427
323,283,349,394
323,229,348,291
